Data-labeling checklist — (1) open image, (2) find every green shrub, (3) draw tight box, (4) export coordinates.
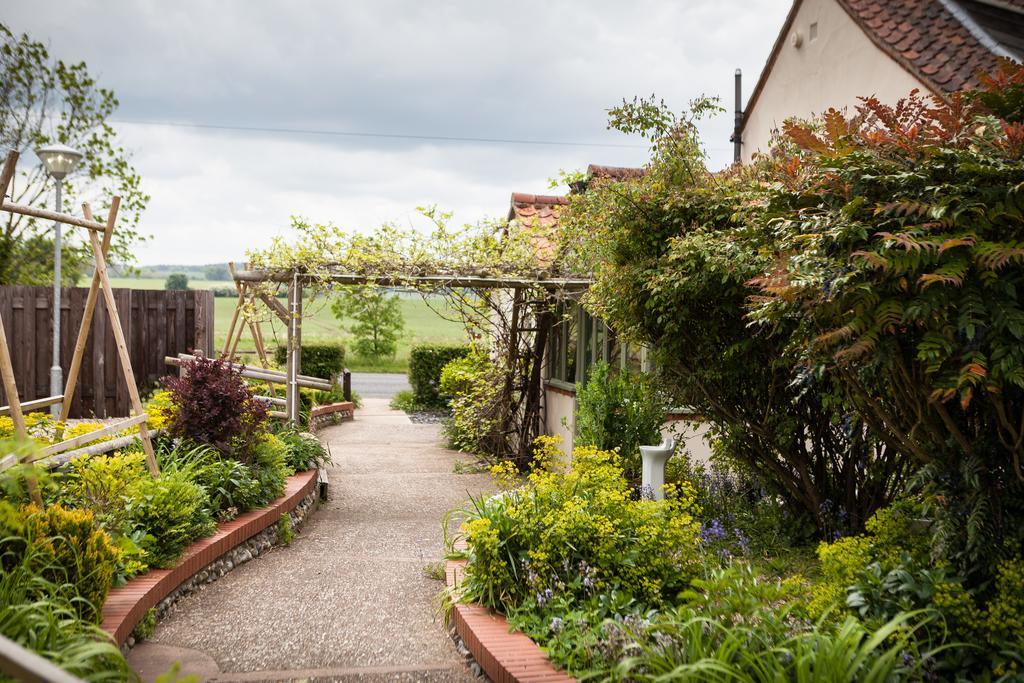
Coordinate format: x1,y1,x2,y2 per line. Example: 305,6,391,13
810,499,1024,678
58,452,152,582
439,352,501,454
132,607,157,641
574,361,664,480
203,459,261,518
0,502,119,623
156,440,263,519
277,513,294,546
0,540,132,681
126,471,215,568
276,429,329,471
408,344,472,408
250,433,293,504
811,499,930,619
274,343,346,380
389,389,421,412
455,437,702,614
62,451,149,534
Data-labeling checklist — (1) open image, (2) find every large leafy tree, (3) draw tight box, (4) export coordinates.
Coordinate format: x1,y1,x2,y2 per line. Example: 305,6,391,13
0,23,148,284
560,98,908,538
750,61,1024,579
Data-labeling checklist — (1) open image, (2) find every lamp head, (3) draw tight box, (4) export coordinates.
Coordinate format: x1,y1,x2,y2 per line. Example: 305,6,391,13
35,143,84,180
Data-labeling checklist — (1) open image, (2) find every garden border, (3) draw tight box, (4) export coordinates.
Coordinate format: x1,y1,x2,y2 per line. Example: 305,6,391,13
100,468,319,646
310,401,354,431
446,556,574,683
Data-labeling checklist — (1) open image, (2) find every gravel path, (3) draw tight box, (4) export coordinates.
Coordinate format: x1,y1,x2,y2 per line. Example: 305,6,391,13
128,398,494,682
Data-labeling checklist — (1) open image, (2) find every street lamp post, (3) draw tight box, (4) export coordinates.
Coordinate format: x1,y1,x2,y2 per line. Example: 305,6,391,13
35,143,84,416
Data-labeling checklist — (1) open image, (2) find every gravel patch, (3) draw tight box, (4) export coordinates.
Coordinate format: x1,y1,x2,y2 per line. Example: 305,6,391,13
406,410,449,425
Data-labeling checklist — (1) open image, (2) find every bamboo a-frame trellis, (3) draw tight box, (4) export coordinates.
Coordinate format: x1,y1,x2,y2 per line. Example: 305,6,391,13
0,150,159,502
217,267,312,423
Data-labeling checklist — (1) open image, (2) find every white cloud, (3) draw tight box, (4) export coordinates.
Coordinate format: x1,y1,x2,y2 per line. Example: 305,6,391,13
3,0,791,265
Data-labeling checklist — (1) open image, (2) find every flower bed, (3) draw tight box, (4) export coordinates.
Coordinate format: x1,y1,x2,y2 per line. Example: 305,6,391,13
449,438,1018,680
446,551,573,683
0,354,333,679
101,468,319,646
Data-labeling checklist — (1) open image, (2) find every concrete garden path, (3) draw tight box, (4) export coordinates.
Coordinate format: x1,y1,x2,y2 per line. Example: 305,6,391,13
128,398,494,682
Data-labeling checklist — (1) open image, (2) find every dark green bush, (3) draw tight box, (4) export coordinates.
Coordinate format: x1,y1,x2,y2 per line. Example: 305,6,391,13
574,361,664,481
408,344,472,408
156,441,262,519
274,343,346,380
250,433,293,504
125,471,215,568
276,429,330,471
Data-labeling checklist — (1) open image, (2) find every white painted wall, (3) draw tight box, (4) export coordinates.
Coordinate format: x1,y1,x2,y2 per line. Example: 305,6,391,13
544,385,576,457
664,417,714,465
742,0,927,162
543,384,716,466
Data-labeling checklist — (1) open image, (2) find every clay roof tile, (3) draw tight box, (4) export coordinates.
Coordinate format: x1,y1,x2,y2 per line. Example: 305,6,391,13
836,0,1011,94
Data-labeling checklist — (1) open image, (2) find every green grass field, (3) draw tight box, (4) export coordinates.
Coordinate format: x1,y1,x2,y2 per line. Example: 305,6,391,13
215,294,468,373
108,277,235,290
112,277,468,373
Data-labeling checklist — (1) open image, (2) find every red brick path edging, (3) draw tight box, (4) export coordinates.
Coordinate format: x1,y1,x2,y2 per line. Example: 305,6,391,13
446,558,574,682
100,469,319,646
310,401,355,431
310,401,354,420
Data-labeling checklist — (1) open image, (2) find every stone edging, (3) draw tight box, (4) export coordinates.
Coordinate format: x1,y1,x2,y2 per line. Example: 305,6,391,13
446,557,574,682
310,401,355,431
101,468,320,646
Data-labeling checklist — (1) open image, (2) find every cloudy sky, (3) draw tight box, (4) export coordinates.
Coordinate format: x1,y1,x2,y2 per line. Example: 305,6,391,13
3,1,790,266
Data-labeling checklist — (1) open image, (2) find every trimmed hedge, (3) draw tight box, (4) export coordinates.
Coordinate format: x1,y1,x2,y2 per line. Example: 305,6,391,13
274,343,346,380
408,344,472,408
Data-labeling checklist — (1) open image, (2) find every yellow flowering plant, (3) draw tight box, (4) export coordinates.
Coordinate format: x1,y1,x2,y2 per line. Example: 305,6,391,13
812,498,1024,676
452,436,702,615
144,389,175,430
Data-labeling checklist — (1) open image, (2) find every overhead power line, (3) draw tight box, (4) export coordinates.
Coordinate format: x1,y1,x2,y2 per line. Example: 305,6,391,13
110,118,650,150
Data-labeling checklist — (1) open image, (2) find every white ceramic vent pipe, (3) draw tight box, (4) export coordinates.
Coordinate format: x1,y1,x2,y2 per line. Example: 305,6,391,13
640,437,676,501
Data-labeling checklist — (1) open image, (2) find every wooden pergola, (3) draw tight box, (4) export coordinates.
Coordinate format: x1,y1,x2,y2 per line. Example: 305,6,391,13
0,151,159,502
226,265,592,425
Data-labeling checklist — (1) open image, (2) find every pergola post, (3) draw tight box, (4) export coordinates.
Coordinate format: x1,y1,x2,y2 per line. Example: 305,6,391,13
285,274,303,424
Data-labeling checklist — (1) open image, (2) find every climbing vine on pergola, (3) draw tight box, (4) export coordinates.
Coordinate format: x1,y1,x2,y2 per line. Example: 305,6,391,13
231,208,591,466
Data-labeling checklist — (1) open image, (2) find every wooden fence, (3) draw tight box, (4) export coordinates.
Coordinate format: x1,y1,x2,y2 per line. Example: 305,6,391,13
0,286,214,418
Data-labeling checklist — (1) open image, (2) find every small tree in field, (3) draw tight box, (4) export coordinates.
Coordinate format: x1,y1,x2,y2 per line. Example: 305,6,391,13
165,273,189,290
331,286,404,360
